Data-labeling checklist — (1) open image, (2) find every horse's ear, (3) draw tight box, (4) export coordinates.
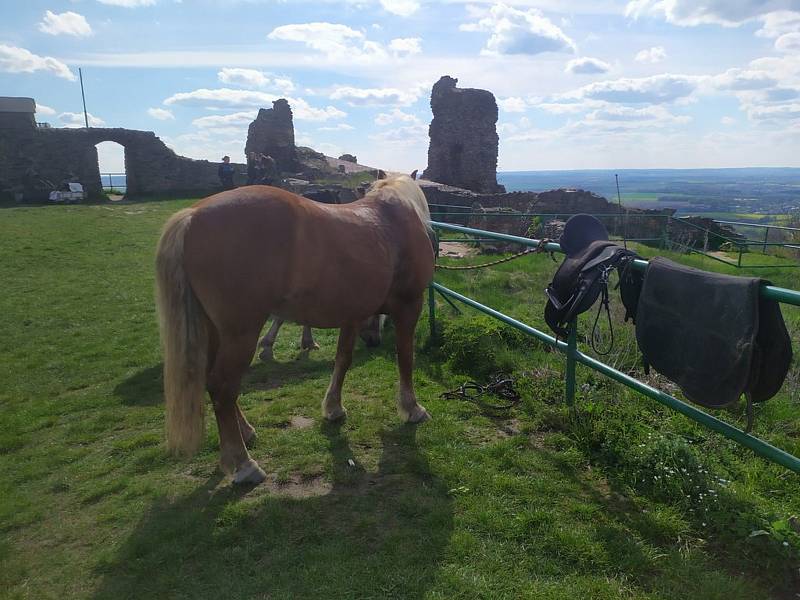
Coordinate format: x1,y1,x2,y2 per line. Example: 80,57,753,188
410,169,418,180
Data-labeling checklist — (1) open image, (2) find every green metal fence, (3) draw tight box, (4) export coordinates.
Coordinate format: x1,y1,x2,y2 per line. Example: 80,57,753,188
429,220,800,474
430,208,800,269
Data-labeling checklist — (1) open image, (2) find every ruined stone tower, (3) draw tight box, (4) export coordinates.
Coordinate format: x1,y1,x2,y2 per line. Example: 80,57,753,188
245,99,300,173
422,76,504,194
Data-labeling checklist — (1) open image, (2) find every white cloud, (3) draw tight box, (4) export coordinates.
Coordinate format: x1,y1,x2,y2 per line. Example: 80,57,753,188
0,44,76,80
375,108,420,125
380,0,420,16
634,46,666,63
38,10,93,37
747,102,800,121
97,0,156,6
369,122,428,144
192,111,254,129
318,123,355,131
218,67,295,92
388,37,422,56
565,57,610,74
147,107,174,120
776,32,800,52
721,116,736,125
625,0,800,27
268,22,389,63
756,10,800,37
460,3,576,56
35,103,56,116
59,112,105,127
585,104,690,127
714,68,778,91
497,97,528,112
330,85,420,106
568,74,701,104
163,88,345,121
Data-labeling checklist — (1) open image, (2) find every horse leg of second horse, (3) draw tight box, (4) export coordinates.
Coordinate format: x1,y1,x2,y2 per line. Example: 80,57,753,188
392,298,430,423
235,403,256,446
321,323,358,421
258,316,284,362
300,325,319,351
208,334,266,484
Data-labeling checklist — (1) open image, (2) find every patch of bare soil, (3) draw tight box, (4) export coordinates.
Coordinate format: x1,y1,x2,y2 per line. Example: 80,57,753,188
289,416,314,430
439,241,478,258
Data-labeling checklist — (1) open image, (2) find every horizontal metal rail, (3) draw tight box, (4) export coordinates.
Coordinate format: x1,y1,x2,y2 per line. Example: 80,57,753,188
432,220,800,303
430,211,669,219
431,282,800,474
715,219,800,233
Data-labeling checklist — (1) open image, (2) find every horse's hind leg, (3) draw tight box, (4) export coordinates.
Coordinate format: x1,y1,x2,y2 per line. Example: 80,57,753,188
258,316,284,362
208,333,266,484
392,298,430,423
322,322,358,421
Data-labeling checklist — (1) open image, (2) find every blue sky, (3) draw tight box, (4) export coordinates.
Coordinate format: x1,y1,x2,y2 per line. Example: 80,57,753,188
2,0,800,173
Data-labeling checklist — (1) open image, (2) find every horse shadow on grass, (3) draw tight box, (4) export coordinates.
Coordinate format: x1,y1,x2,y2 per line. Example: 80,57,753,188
114,333,379,407
91,422,453,600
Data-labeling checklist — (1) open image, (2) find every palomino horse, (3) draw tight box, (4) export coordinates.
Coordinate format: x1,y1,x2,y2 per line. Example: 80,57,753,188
155,175,434,484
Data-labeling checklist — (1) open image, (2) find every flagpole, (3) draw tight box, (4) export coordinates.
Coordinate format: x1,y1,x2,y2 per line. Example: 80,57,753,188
79,68,89,128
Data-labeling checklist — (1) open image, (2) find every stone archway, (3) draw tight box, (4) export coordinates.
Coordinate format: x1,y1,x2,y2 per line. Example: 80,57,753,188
95,141,126,197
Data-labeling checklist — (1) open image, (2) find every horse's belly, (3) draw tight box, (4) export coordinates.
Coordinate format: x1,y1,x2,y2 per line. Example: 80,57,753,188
273,302,379,329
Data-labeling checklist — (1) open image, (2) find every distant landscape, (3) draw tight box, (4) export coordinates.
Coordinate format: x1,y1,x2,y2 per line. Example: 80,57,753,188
498,168,800,220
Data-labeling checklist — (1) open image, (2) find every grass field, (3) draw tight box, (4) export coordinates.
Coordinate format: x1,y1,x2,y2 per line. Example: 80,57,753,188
2,200,799,599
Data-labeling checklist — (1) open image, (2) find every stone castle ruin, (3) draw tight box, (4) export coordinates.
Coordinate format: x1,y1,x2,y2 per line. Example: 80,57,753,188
423,76,504,194
0,97,246,201
244,98,301,173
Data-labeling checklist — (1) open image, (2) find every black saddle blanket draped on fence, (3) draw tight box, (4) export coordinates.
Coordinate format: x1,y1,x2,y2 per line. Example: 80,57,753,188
635,257,792,408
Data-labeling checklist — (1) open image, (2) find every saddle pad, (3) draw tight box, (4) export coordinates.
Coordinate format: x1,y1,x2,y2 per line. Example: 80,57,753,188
635,257,791,408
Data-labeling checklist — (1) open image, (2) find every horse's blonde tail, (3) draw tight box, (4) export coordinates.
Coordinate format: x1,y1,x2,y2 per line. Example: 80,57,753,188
155,208,208,457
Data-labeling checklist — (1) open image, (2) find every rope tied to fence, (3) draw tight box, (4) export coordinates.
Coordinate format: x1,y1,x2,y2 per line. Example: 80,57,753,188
435,238,554,271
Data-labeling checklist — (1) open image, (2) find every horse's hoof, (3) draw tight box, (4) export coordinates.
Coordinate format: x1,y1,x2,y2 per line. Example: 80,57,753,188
301,342,320,351
406,405,431,424
323,407,347,422
259,348,274,362
233,459,267,485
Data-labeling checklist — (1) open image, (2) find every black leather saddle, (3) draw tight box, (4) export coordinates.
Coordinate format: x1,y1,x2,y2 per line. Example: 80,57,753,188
635,257,792,410
544,215,642,342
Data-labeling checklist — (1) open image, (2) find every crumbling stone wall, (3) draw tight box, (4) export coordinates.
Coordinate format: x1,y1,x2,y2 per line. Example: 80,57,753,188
0,107,244,201
422,76,504,194
245,99,300,173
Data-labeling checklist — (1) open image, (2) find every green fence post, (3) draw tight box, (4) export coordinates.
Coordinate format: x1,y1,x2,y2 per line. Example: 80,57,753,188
428,283,436,339
763,227,769,254
565,320,577,406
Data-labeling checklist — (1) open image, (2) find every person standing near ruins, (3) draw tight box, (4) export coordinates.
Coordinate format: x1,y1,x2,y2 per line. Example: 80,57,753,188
218,155,235,190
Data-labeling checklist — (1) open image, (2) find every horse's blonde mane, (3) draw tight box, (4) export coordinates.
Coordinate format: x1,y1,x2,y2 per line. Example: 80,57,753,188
366,175,431,232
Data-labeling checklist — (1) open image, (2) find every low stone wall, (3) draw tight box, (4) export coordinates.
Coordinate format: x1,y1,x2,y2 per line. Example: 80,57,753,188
1,118,245,201
420,179,673,251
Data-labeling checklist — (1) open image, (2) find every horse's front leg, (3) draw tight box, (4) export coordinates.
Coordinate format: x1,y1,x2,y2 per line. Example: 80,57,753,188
258,316,285,362
392,298,430,423
321,322,359,421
